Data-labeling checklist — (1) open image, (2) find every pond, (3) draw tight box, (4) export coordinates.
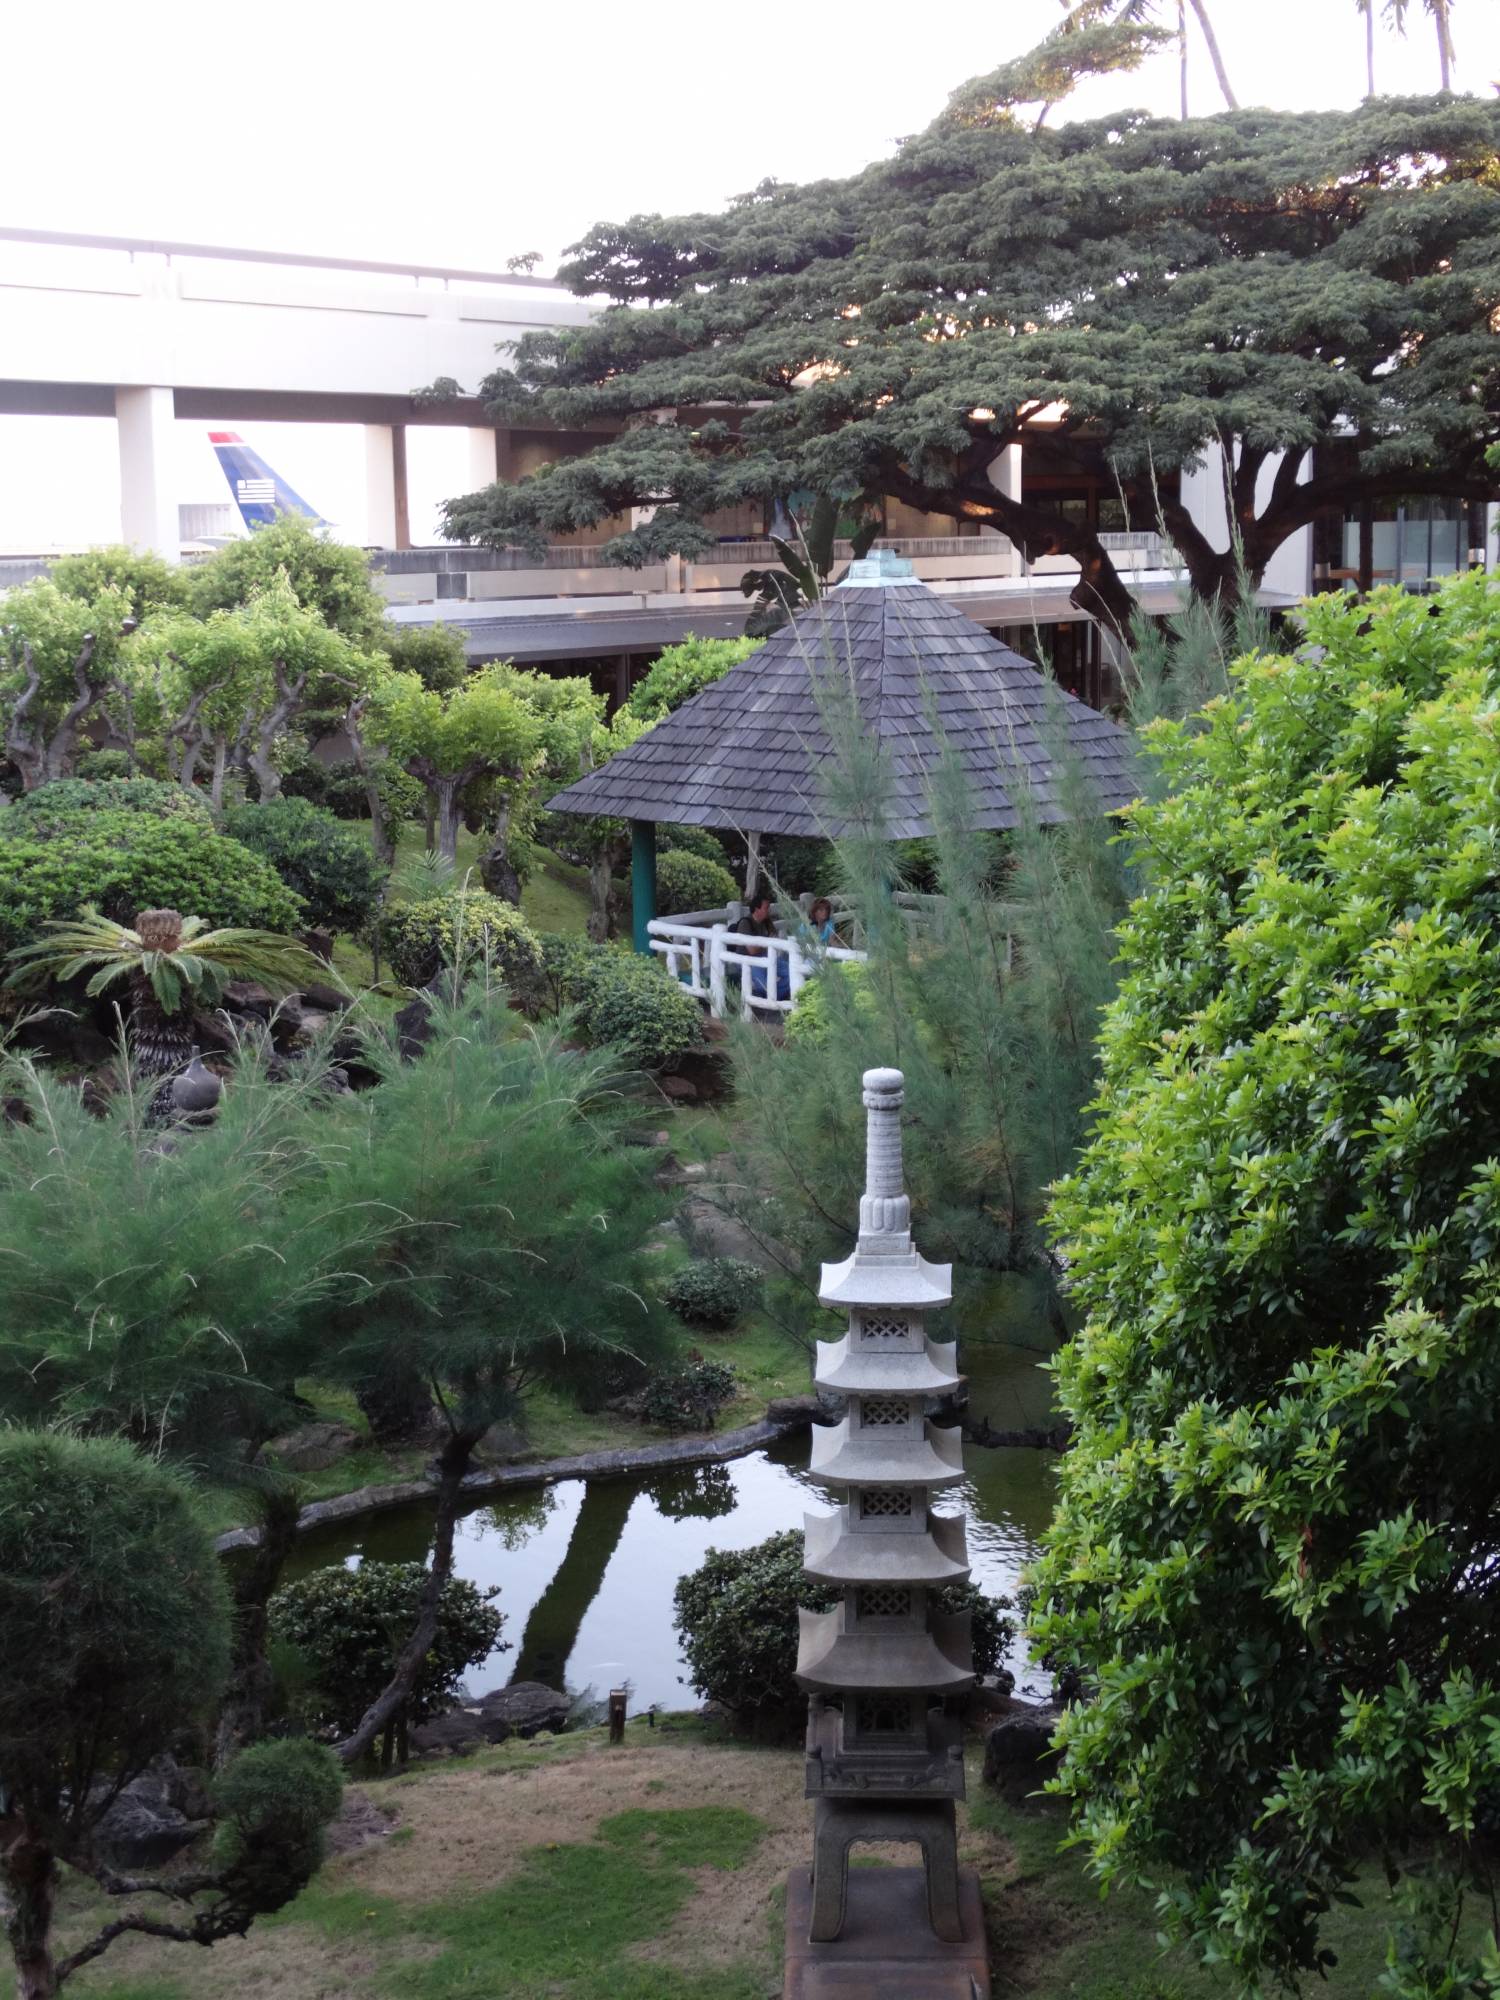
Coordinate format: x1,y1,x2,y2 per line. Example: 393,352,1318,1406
284,1317,1060,1714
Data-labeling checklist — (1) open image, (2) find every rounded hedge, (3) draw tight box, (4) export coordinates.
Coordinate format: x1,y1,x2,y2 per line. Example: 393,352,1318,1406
3,776,214,836
268,1561,504,1737
662,1257,764,1330
0,1430,232,1827
223,796,387,935
655,849,739,917
0,813,304,953
376,888,543,991
659,824,731,867
577,949,703,1070
673,1529,1012,1730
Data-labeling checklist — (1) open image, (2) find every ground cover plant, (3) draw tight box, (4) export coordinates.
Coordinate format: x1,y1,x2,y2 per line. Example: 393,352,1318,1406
1033,573,1500,1995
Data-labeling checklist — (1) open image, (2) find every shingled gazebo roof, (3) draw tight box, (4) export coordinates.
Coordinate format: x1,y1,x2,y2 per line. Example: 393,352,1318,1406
545,556,1140,840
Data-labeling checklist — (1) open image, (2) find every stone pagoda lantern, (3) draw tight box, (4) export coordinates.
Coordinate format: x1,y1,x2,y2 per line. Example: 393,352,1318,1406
788,1067,988,1989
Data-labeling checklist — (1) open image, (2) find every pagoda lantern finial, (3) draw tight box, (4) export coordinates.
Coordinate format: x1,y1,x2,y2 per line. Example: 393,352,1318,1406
786,1065,990,1984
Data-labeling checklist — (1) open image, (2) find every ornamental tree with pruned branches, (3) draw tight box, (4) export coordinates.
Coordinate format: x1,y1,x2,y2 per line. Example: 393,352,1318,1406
442,67,1499,640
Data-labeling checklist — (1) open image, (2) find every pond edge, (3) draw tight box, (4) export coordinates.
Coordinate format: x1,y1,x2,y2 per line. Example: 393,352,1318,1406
214,1402,820,1554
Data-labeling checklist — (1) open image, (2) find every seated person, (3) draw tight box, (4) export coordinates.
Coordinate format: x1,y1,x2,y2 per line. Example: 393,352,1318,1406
807,896,839,947
735,892,790,1002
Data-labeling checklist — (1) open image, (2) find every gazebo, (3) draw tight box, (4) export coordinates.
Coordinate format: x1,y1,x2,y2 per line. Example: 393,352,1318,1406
545,551,1139,963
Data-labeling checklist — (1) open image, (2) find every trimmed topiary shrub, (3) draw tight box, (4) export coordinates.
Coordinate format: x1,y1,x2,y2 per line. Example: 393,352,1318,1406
575,949,702,1070
223,796,387,935
673,1529,1012,1731
376,888,542,991
210,1738,344,1910
2,776,213,836
663,1257,764,1330
0,814,303,953
655,849,738,916
267,1561,505,1758
637,1356,738,1431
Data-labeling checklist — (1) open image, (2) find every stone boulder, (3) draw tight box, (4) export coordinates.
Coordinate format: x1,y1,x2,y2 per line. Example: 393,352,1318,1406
264,1420,358,1474
91,1765,210,1869
409,1710,487,1758
981,1702,1064,1784
472,1422,530,1467
471,1681,570,1743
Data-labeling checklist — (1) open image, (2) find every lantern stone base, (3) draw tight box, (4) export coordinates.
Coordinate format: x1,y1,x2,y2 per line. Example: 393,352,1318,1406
783,1866,990,1998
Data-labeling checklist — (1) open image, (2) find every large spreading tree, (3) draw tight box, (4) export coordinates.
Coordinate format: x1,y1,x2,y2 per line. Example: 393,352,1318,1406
443,73,1499,638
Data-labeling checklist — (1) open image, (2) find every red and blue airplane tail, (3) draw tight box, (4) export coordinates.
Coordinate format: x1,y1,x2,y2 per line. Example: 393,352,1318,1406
208,432,328,531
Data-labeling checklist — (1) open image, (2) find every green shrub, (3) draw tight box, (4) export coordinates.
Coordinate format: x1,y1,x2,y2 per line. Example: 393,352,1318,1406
1032,574,1500,1991
766,836,838,898
655,849,738,916
623,634,761,724
267,1560,504,1740
223,796,386,934
783,961,873,1046
0,814,303,953
577,948,702,1069
673,1529,1011,1729
211,1739,344,1913
3,776,213,835
637,1356,738,1431
376,888,542,990
73,748,136,781
659,824,731,867
293,756,425,825
663,1257,764,1330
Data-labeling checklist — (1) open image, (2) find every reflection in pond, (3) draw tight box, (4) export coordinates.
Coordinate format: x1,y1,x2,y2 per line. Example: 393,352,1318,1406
284,1338,1060,1712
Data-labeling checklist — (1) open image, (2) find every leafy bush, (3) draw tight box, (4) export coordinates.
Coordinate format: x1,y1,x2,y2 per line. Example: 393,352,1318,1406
285,755,424,825
663,1257,764,1330
579,949,703,1069
783,961,874,1047
73,748,136,781
659,824,731,867
267,1560,505,1740
0,813,304,953
1032,574,1500,1993
765,835,838,898
223,796,387,934
674,1530,1011,1729
655,849,738,916
3,775,213,835
376,889,542,990
637,1356,738,1431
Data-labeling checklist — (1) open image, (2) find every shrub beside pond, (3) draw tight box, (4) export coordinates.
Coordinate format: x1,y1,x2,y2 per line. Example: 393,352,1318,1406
663,1257,764,1331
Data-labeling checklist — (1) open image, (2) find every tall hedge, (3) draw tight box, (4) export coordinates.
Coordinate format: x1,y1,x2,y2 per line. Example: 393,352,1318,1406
223,796,386,934
1032,575,1500,1993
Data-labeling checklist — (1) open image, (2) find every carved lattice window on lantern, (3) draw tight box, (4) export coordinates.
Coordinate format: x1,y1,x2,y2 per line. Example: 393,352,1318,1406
860,1487,914,1520
856,1696,916,1737
860,1314,909,1343
859,1396,910,1429
857,1586,912,1621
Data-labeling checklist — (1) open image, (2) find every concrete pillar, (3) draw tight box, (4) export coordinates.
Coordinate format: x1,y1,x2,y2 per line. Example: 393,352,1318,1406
116,386,179,560
466,427,499,490
988,443,1022,506
364,425,411,550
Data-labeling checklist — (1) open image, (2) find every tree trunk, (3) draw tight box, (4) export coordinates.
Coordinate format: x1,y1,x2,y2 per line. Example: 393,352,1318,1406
1187,0,1238,108
434,780,464,865
1433,0,1453,89
478,792,523,906
423,798,437,854
1,1821,60,2000
213,1485,302,1768
210,735,228,814
587,846,615,944
343,700,394,867
335,1424,485,1766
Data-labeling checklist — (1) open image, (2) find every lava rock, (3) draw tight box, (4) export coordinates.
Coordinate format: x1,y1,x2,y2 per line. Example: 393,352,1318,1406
91,1770,209,1869
409,1710,486,1757
473,1422,530,1467
659,1075,698,1101
302,979,352,1013
981,1703,1064,1783
394,994,435,1059
263,1421,358,1474
471,1681,571,1743
300,928,335,965
222,980,274,1019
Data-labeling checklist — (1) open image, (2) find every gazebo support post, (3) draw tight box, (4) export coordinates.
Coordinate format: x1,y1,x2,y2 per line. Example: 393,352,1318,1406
630,819,657,955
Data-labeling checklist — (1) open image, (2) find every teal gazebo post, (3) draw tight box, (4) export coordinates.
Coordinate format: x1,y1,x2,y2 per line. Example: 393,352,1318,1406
630,819,657,955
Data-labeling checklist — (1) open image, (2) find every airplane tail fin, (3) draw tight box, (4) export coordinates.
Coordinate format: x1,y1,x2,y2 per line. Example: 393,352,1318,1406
208,432,328,531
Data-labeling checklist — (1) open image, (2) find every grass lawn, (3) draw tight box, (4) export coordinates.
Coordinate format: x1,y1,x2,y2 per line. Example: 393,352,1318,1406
21,1726,1468,2000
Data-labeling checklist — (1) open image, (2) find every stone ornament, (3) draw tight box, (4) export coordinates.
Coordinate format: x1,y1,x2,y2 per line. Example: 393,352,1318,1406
795,1066,975,1943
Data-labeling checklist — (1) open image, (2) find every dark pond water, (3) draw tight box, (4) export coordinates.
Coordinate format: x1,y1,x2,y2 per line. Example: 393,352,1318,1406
284,1290,1060,1713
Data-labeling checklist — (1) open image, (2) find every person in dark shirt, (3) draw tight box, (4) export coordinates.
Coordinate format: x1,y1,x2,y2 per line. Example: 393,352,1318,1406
736,892,775,940
735,892,789,1003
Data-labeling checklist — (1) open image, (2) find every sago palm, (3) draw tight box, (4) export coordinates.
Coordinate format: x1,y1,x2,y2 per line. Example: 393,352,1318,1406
6,906,330,1076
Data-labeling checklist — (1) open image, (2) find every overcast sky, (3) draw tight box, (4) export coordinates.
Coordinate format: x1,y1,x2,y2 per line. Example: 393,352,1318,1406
1,0,1496,549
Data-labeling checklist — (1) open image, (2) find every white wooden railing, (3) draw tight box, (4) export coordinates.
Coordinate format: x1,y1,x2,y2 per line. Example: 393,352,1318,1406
648,902,866,1021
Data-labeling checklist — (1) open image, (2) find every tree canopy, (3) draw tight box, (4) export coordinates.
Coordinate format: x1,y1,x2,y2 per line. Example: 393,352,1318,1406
443,82,1499,636
1032,572,1500,1992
